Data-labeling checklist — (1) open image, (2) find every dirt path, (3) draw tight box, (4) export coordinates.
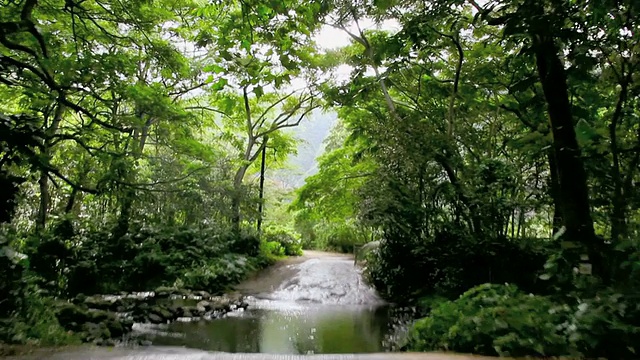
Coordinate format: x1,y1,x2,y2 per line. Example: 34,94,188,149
233,250,352,296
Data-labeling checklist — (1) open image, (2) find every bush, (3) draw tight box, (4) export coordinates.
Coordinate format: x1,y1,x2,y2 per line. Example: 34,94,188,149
406,283,640,359
2,284,80,346
565,291,640,359
406,284,573,357
365,229,551,302
18,223,272,295
314,221,369,253
181,254,254,293
263,226,303,256
263,241,285,257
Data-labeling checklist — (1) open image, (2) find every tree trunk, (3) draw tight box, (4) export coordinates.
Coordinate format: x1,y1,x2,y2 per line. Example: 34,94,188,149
36,173,49,231
256,136,268,234
435,153,482,233
547,149,563,234
115,114,153,236
231,164,250,234
36,103,65,232
609,73,631,243
532,35,597,265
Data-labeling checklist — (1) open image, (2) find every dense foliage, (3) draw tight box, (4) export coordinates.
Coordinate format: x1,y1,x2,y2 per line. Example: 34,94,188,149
0,0,322,345
289,0,640,358
407,284,640,358
1,0,639,355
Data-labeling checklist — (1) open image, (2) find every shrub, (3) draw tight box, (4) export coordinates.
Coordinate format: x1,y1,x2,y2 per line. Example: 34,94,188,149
406,283,640,359
263,226,303,256
181,254,254,293
565,291,640,359
2,283,80,346
314,221,369,253
1,233,78,346
365,229,551,302
406,284,573,357
263,241,285,257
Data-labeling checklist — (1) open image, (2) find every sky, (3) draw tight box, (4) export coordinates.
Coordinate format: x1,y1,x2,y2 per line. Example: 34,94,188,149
314,20,401,50
288,19,400,87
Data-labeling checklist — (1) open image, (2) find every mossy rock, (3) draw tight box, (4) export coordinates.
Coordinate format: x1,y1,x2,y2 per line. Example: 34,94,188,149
55,303,89,330
149,305,173,321
81,322,110,342
87,309,115,323
84,296,114,311
105,318,125,338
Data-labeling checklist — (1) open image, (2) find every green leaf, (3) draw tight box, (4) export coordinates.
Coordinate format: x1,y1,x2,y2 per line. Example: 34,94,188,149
241,39,252,51
254,85,264,98
204,64,225,74
211,78,228,91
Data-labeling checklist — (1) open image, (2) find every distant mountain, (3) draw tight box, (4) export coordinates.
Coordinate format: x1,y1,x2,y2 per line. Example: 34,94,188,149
271,110,337,189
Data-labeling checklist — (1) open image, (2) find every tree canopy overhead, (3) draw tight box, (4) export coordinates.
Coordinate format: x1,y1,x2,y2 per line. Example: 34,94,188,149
1,0,639,356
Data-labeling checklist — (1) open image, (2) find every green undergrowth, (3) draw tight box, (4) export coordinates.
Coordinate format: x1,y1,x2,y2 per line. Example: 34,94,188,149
405,283,640,359
1,222,292,346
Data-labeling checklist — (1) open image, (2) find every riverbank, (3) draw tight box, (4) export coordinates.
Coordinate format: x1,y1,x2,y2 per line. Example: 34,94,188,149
3,251,413,357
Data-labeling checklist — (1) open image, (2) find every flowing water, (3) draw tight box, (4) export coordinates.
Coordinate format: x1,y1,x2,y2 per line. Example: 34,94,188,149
132,253,409,354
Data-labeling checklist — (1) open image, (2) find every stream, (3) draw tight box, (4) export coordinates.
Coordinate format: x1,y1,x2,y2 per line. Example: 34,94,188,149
130,253,410,354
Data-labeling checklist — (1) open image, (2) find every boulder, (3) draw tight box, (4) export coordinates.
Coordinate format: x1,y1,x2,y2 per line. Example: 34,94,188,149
196,300,211,313
194,290,211,299
209,297,230,311
73,293,87,305
179,306,195,318
55,303,89,330
95,338,116,347
154,286,175,299
120,318,134,331
149,305,173,321
112,297,134,312
87,309,114,323
84,296,114,311
147,313,164,324
81,322,110,342
105,318,125,338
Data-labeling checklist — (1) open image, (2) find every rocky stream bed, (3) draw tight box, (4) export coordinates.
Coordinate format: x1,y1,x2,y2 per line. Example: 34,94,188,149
55,288,249,346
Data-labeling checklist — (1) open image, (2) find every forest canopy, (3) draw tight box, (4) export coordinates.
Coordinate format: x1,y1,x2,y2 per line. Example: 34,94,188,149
1,0,639,357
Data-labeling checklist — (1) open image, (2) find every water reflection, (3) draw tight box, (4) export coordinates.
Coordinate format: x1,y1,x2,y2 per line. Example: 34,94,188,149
137,304,393,354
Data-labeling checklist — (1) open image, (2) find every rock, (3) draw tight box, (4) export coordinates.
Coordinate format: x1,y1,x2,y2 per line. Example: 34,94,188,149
195,290,211,298
73,293,87,305
105,318,125,338
140,340,153,346
112,297,133,312
179,306,195,318
87,309,113,323
196,300,211,313
56,303,89,330
209,297,230,311
85,296,113,311
147,313,164,324
132,313,147,323
121,318,134,330
167,303,183,317
94,338,116,347
154,286,174,299
150,305,173,321
82,322,111,341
